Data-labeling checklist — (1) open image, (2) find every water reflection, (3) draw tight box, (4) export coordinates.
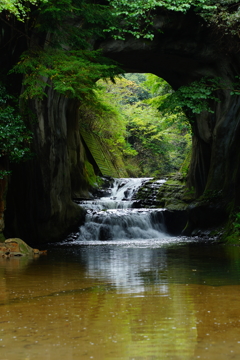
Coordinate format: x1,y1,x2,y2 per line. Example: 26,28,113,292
1,241,240,359
0,256,35,303
82,246,167,293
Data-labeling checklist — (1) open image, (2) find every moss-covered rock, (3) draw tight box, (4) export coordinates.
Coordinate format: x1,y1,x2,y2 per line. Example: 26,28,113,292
219,211,240,244
156,174,190,211
133,174,190,210
0,238,46,257
133,178,165,208
132,175,189,235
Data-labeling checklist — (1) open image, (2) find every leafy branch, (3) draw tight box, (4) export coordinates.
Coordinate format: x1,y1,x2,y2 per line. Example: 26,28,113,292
105,0,218,40
0,0,48,20
157,76,240,118
157,77,231,116
12,48,120,100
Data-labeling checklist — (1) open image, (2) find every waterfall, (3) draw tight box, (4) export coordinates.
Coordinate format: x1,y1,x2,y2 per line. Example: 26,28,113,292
79,178,152,211
76,178,168,242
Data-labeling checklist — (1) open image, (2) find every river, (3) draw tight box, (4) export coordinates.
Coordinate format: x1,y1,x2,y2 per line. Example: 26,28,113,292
1,178,240,360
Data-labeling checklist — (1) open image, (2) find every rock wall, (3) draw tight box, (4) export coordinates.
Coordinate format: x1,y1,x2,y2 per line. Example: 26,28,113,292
4,87,88,245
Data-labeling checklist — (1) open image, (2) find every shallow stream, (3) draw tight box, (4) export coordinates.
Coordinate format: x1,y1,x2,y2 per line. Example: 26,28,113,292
1,178,240,360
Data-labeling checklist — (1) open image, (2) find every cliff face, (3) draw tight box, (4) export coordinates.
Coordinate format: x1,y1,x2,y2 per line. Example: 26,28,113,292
4,87,88,245
99,10,240,228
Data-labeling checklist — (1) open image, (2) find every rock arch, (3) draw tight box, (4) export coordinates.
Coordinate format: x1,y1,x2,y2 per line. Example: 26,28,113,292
99,10,240,216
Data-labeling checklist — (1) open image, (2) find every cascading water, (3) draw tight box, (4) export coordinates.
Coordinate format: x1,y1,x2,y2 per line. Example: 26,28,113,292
75,178,169,243
79,178,152,210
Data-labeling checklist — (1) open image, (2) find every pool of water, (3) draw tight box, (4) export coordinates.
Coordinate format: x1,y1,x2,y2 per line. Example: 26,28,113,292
1,238,240,359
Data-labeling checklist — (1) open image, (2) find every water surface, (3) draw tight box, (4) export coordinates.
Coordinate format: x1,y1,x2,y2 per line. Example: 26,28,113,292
1,240,240,360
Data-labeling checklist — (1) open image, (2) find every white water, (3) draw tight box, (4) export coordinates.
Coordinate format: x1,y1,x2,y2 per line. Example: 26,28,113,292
76,178,169,242
80,178,152,211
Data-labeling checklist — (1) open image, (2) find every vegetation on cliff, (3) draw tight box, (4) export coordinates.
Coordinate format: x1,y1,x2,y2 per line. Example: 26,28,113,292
0,84,32,179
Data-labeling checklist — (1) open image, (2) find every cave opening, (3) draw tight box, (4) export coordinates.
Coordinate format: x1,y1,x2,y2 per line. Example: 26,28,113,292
82,73,192,178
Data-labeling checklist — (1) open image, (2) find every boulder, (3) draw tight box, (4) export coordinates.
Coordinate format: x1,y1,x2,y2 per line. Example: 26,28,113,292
0,238,47,257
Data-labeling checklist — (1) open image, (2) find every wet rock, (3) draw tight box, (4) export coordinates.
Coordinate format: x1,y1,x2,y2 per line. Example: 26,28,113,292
1,238,47,257
183,200,228,236
93,189,112,198
162,210,188,236
91,177,114,199
124,189,131,199
0,245,8,258
132,179,167,208
132,176,190,235
99,225,111,240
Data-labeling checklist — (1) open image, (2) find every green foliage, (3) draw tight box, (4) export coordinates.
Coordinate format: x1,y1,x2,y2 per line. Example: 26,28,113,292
84,160,98,187
126,105,172,175
223,209,240,244
13,48,119,100
143,74,240,125
180,148,192,178
7,0,121,101
0,84,33,179
125,102,191,176
0,0,48,20
36,0,115,48
96,75,191,177
0,170,11,180
0,107,32,161
102,76,150,104
124,73,147,85
233,212,240,231
154,76,240,120
105,0,217,40
157,77,222,116
79,80,136,175
105,0,240,41
201,1,240,37
143,74,173,96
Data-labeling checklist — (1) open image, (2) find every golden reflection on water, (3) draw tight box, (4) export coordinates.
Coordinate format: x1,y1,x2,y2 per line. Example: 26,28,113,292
0,244,240,359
